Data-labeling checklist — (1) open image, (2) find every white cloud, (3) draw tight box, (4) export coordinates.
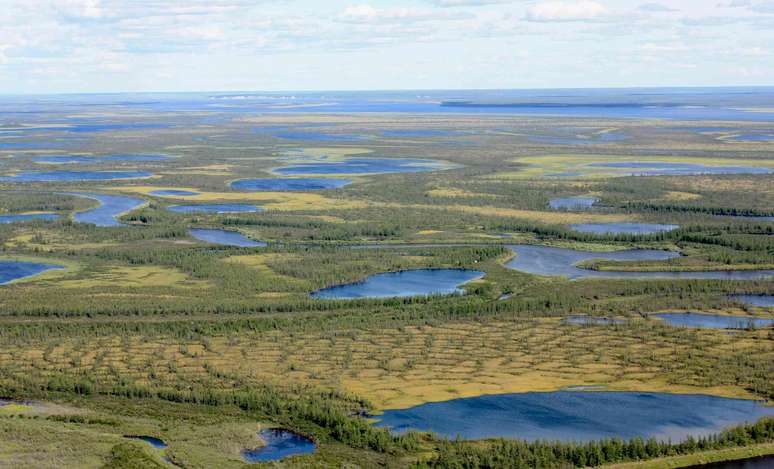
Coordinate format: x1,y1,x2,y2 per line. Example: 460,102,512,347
525,1,610,22
338,4,469,23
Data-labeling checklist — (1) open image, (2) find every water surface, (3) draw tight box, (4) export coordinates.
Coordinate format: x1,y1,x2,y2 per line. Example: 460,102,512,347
505,245,774,280
150,190,200,197
242,429,316,462
189,229,266,247
374,391,774,442
0,213,59,223
274,157,447,175
570,222,679,235
653,312,773,330
274,131,368,142
169,204,263,214
231,178,351,191
33,154,168,164
0,170,151,182
125,436,168,449
69,193,146,227
0,260,63,284
588,162,771,176
549,197,598,210
312,269,484,299
730,295,774,308
686,455,774,469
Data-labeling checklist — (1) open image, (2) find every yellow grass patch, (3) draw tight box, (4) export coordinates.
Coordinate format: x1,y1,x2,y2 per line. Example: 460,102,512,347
661,191,702,201
57,266,208,289
425,188,497,199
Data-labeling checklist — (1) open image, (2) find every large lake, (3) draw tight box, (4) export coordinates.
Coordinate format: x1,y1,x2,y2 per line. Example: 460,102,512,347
374,391,774,442
731,295,774,308
274,157,447,175
505,245,774,280
189,229,266,247
231,178,351,191
0,260,63,284
652,312,774,330
0,171,152,182
311,269,484,299
69,193,146,227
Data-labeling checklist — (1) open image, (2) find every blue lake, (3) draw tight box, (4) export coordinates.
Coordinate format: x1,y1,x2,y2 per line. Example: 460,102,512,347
0,171,152,182
0,260,63,285
274,131,369,142
652,312,773,330
231,178,351,191
730,295,774,308
189,229,266,247
68,193,146,227
570,223,680,235
374,391,774,442
311,269,484,299
274,157,447,175
150,190,200,197
549,197,599,210
242,429,316,463
0,213,59,223
169,204,263,214
588,162,772,176
125,436,167,449
505,245,774,280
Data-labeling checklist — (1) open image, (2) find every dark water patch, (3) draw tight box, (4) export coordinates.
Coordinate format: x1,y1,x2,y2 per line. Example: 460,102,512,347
685,455,774,469
125,436,168,449
563,316,624,326
0,260,63,285
231,178,351,191
169,204,263,214
374,391,774,442
549,197,599,210
652,312,774,330
311,269,484,299
189,229,266,247
505,245,774,280
274,157,447,175
588,162,772,176
68,193,145,227
730,295,774,308
0,170,152,182
570,222,679,235
546,172,583,178
242,429,316,462
150,190,200,197
0,213,59,223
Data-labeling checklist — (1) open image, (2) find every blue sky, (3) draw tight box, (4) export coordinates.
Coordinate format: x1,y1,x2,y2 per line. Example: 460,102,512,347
2,0,773,93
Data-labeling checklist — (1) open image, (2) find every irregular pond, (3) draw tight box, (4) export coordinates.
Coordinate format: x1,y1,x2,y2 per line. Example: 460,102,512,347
311,269,484,300
242,429,316,462
570,222,679,235
231,178,351,191
0,213,59,223
274,157,448,175
373,391,774,442
125,436,168,449
168,204,263,214
652,312,774,330
68,193,145,227
505,245,774,280
549,197,599,210
189,229,266,248
587,162,772,176
150,190,200,197
730,295,774,308
0,260,63,285
0,171,152,182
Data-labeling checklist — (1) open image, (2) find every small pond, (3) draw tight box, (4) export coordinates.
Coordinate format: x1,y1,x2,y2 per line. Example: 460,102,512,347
69,193,146,227
311,269,484,300
150,190,200,197
0,260,63,285
0,213,59,223
189,229,266,248
168,204,263,214
373,391,774,442
549,197,599,210
652,312,773,330
0,170,152,182
125,436,168,449
570,222,679,235
274,157,448,175
231,178,351,191
242,429,316,462
505,245,774,280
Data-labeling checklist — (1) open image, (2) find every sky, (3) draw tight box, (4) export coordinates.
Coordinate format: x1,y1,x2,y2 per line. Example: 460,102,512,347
1,0,773,93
